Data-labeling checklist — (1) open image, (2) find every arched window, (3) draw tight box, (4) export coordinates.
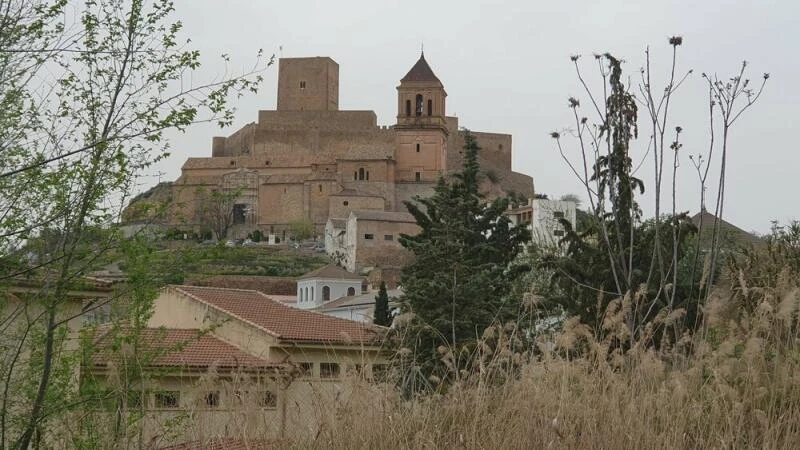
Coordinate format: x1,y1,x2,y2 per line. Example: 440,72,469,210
427,99,433,116
323,286,331,301
311,286,314,301
405,100,411,117
299,287,304,302
415,94,423,116
358,168,366,181
347,287,355,296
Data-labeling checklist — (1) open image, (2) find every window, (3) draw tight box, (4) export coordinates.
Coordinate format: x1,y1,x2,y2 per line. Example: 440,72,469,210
299,362,313,376
366,171,369,181
258,390,278,408
343,201,349,206
415,94,423,116
230,160,235,166
384,234,393,241
553,211,565,219
415,172,421,182
233,204,247,225
372,364,388,381
347,287,356,296
154,391,180,409
318,184,322,192
320,363,340,378
323,286,330,301
427,99,433,116
300,80,306,89
553,230,565,237
364,233,374,240
205,391,219,408
354,171,358,180
405,99,411,117
127,391,145,409
358,167,366,180
265,160,270,166
416,143,420,153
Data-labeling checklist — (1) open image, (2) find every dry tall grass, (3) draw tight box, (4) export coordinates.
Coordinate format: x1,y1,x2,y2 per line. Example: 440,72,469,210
281,272,800,449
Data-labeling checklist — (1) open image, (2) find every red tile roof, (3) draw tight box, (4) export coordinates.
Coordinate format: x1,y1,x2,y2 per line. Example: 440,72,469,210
170,285,382,345
91,327,281,371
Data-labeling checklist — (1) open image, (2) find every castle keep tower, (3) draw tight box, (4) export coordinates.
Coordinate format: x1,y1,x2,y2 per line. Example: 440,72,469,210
394,52,448,182
277,57,339,111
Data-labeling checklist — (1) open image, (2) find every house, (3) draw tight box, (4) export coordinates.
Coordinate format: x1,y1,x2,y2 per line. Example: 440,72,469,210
327,210,418,273
505,198,577,248
87,285,387,446
295,263,366,308
311,288,402,324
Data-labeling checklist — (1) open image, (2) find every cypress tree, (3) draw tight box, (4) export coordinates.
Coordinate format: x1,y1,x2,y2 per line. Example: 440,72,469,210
373,281,392,326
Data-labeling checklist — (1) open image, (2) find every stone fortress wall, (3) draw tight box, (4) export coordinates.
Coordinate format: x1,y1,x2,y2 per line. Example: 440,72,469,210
157,54,534,239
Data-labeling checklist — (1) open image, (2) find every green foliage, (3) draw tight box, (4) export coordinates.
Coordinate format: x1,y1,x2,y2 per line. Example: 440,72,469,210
397,131,531,385
289,217,315,241
374,281,392,326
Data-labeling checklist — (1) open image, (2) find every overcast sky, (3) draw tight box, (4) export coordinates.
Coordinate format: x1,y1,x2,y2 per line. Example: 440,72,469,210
152,0,797,233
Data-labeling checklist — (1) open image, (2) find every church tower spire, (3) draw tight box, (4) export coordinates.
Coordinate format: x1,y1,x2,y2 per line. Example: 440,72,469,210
394,52,448,183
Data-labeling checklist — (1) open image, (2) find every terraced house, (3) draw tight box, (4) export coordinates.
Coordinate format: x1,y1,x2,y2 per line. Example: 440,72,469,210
87,285,386,447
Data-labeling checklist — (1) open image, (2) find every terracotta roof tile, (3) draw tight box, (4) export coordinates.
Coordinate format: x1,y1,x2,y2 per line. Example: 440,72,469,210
91,327,279,370
170,285,381,345
350,210,416,223
401,52,442,84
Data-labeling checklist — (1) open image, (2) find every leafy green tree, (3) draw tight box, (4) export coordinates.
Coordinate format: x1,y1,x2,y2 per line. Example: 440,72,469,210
397,131,530,384
289,217,315,241
373,281,392,326
0,1,268,447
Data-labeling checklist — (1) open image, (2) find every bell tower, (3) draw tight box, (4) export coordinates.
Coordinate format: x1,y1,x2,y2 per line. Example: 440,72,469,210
394,52,448,183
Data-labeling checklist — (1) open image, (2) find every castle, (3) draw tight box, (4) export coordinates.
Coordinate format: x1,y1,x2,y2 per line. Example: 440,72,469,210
158,53,534,245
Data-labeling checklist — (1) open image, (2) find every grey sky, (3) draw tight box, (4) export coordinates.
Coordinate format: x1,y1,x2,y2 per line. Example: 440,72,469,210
152,0,797,233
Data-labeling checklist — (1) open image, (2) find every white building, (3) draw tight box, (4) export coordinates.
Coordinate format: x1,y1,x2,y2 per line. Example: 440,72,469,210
312,288,402,324
295,264,366,309
505,198,577,248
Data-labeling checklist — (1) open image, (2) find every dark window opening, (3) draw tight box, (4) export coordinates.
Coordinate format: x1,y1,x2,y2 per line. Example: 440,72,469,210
299,362,313,376
416,143,420,153
405,100,411,117
372,364,387,381
259,391,277,408
427,99,433,116
354,171,358,180
318,184,322,192
322,286,331,301
358,167,366,180
230,160,235,166
366,171,370,181
233,204,247,225
320,363,340,378
415,172,421,182
205,392,219,408
300,81,306,89
415,94,423,116
265,160,270,166
154,391,180,409
364,233,374,240
343,201,349,206
384,234,393,241
347,287,356,296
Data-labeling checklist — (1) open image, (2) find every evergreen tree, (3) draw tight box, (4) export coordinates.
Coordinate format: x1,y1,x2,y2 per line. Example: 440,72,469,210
373,281,392,326
397,131,530,384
